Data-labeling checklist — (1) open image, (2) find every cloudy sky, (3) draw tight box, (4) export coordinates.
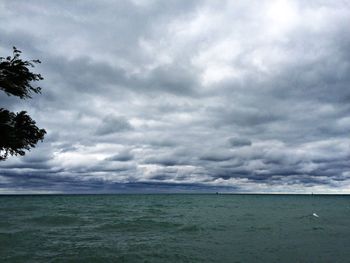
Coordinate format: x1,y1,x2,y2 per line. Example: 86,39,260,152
1,0,350,194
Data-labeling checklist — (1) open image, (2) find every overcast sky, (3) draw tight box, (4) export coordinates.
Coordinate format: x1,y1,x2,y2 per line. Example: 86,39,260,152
1,0,350,194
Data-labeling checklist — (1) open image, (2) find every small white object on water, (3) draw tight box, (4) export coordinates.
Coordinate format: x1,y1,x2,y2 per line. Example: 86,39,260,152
312,213,319,218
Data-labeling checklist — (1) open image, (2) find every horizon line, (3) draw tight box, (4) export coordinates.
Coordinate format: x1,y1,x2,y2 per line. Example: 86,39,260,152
1,192,350,196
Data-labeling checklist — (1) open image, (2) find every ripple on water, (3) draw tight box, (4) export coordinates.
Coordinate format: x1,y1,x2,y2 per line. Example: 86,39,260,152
178,224,203,233
29,215,82,226
96,219,183,233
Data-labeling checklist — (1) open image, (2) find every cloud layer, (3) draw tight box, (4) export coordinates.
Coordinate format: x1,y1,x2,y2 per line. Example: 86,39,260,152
1,0,350,193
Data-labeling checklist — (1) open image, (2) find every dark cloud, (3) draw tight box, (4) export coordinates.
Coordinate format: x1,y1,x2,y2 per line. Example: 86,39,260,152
228,137,252,147
96,116,133,135
106,150,134,162
144,156,182,167
200,152,234,162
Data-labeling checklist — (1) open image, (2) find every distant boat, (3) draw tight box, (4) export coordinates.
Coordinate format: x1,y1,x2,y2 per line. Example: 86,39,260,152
312,213,319,218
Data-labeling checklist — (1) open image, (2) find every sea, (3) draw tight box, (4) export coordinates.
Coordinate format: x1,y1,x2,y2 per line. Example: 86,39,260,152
0,194,349,262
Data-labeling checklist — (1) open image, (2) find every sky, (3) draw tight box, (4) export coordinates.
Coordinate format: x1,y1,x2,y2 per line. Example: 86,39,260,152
0,0,350,194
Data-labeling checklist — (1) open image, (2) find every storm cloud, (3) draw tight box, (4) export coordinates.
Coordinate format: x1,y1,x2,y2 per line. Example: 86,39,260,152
0,0,350,193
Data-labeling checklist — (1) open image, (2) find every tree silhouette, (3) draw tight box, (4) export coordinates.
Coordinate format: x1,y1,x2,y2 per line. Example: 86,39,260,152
0,47,46,160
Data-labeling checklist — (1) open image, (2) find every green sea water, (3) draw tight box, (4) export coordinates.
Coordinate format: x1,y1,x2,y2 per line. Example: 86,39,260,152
0,194,349,262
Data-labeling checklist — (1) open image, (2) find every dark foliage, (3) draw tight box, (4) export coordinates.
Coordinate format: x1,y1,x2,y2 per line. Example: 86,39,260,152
0,47,43,99
0,47,46,160
0,109,46,160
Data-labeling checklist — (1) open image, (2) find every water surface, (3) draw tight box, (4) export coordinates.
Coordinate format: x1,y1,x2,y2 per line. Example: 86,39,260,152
1,194,349,262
